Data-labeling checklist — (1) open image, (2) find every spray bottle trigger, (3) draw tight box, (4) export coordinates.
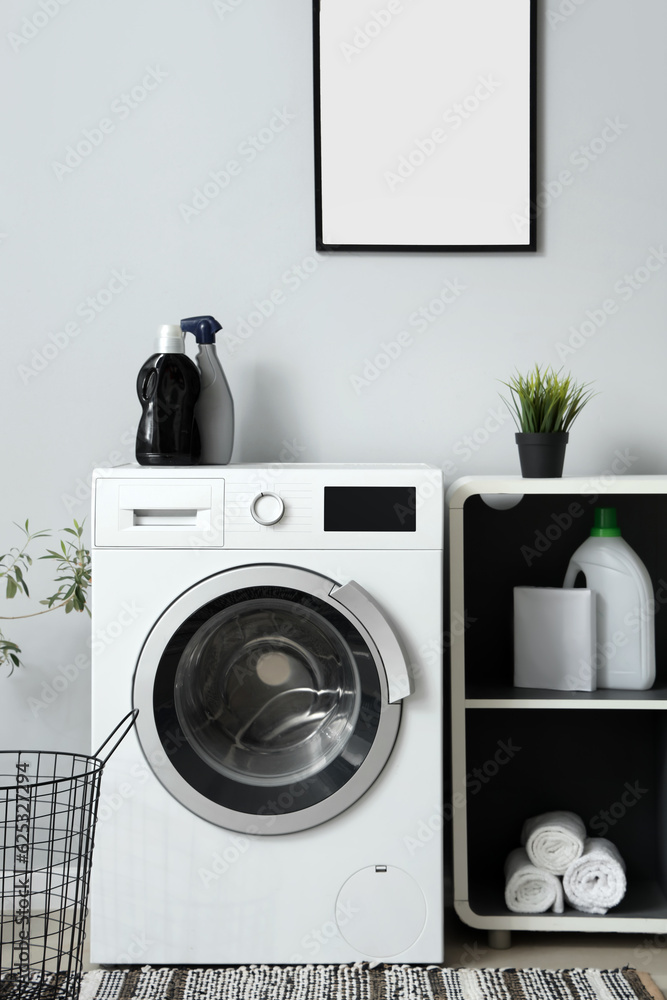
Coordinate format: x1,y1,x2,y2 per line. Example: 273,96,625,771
181,315,222,344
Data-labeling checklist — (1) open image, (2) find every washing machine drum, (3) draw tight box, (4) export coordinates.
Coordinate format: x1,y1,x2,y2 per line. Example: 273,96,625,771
133,565,411,834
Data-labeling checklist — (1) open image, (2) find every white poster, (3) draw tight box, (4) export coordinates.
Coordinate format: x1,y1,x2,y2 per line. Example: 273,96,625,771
315,0,535,250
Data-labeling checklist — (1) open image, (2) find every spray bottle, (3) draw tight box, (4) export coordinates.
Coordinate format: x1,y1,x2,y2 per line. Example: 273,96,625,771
181,315,234,465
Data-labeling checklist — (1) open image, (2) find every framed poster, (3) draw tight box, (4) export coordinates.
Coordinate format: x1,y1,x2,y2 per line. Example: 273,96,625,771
313,0,536,252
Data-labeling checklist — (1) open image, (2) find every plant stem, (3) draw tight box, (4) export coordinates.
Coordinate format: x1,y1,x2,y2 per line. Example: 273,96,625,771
0,601,69,621
1,537,33,581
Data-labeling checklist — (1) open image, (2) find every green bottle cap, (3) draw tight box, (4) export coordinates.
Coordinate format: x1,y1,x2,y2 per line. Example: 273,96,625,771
590,507,622,537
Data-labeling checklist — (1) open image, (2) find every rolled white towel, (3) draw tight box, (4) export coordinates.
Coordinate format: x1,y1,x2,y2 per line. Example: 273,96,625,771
563,837,627,914
521,810,586,875
504,847,564,914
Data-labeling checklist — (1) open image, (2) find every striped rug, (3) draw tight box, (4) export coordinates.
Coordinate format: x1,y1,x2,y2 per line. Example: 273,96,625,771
77,965,661,1000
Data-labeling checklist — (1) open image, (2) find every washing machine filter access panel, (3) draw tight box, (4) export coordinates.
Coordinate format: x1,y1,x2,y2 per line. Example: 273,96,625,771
91,465,444,965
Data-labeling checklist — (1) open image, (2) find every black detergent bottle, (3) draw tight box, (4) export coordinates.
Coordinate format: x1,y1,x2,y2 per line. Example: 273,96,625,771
135,324,201,466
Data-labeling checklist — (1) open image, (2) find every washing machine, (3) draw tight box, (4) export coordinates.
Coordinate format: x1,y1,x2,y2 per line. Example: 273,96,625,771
90,464,444,965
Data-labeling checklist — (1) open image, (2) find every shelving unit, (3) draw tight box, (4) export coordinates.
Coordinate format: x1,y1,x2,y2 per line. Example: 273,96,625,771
448,475,667,943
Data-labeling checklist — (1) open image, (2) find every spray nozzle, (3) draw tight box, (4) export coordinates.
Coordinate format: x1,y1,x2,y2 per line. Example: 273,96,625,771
181,315,222,345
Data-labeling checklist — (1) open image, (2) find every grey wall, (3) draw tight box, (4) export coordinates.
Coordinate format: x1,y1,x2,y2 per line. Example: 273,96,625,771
1,0,666,751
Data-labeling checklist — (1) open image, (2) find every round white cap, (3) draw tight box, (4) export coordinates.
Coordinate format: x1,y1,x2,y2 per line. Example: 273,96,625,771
156,324,184,354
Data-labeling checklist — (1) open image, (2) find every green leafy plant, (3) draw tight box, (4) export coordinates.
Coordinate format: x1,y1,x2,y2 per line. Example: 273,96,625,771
500,364,596,434
0,519,91,675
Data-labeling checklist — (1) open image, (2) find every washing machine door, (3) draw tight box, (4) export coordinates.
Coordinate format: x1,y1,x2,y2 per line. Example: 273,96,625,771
133,565,412,834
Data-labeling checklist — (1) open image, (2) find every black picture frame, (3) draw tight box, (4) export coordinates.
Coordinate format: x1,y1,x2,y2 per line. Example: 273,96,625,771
313,0,537,253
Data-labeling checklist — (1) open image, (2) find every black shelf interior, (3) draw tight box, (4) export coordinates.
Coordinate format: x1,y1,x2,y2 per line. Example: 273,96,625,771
462,492,667,695
464,708,667,919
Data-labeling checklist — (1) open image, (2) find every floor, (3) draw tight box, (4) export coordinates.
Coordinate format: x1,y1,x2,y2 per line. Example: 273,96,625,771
443,908,667,994
81,909,667,995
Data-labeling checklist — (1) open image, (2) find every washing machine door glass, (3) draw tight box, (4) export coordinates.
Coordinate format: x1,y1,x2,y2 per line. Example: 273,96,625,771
174,597,361,786
135,566,408,835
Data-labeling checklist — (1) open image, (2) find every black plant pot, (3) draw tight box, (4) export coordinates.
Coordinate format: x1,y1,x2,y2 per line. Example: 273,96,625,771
515,432,569,478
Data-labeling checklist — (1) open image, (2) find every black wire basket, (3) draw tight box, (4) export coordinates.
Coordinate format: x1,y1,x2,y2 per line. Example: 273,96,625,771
0,710,138,1000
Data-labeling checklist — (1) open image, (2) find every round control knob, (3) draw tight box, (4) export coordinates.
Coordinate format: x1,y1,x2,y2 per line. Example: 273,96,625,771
250,491,285,526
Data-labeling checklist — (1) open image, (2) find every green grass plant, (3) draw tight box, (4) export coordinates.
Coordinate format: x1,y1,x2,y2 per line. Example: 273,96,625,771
500,364,595,434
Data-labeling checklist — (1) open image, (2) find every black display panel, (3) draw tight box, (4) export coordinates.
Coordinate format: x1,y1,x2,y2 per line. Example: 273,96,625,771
324,486,416,532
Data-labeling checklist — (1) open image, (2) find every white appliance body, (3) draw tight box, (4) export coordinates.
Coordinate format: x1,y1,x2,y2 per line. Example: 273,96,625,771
90,465,443,965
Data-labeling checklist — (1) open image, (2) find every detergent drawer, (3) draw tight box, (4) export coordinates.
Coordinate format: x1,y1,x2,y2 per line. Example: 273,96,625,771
94,477,225,547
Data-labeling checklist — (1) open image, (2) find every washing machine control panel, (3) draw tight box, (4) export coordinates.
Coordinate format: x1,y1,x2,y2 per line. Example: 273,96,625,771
93,467,442,549
249,491,286,526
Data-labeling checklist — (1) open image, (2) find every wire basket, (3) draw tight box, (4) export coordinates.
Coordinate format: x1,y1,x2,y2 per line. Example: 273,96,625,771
0,711,137,1000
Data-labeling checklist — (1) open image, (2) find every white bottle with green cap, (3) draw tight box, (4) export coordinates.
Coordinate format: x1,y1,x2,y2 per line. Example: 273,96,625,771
563,507,655,690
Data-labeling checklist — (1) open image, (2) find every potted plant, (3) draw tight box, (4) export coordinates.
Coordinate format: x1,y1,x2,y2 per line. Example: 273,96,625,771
500,365,596,477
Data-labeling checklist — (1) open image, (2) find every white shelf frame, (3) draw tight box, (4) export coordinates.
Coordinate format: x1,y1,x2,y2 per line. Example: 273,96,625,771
448,474,667,936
